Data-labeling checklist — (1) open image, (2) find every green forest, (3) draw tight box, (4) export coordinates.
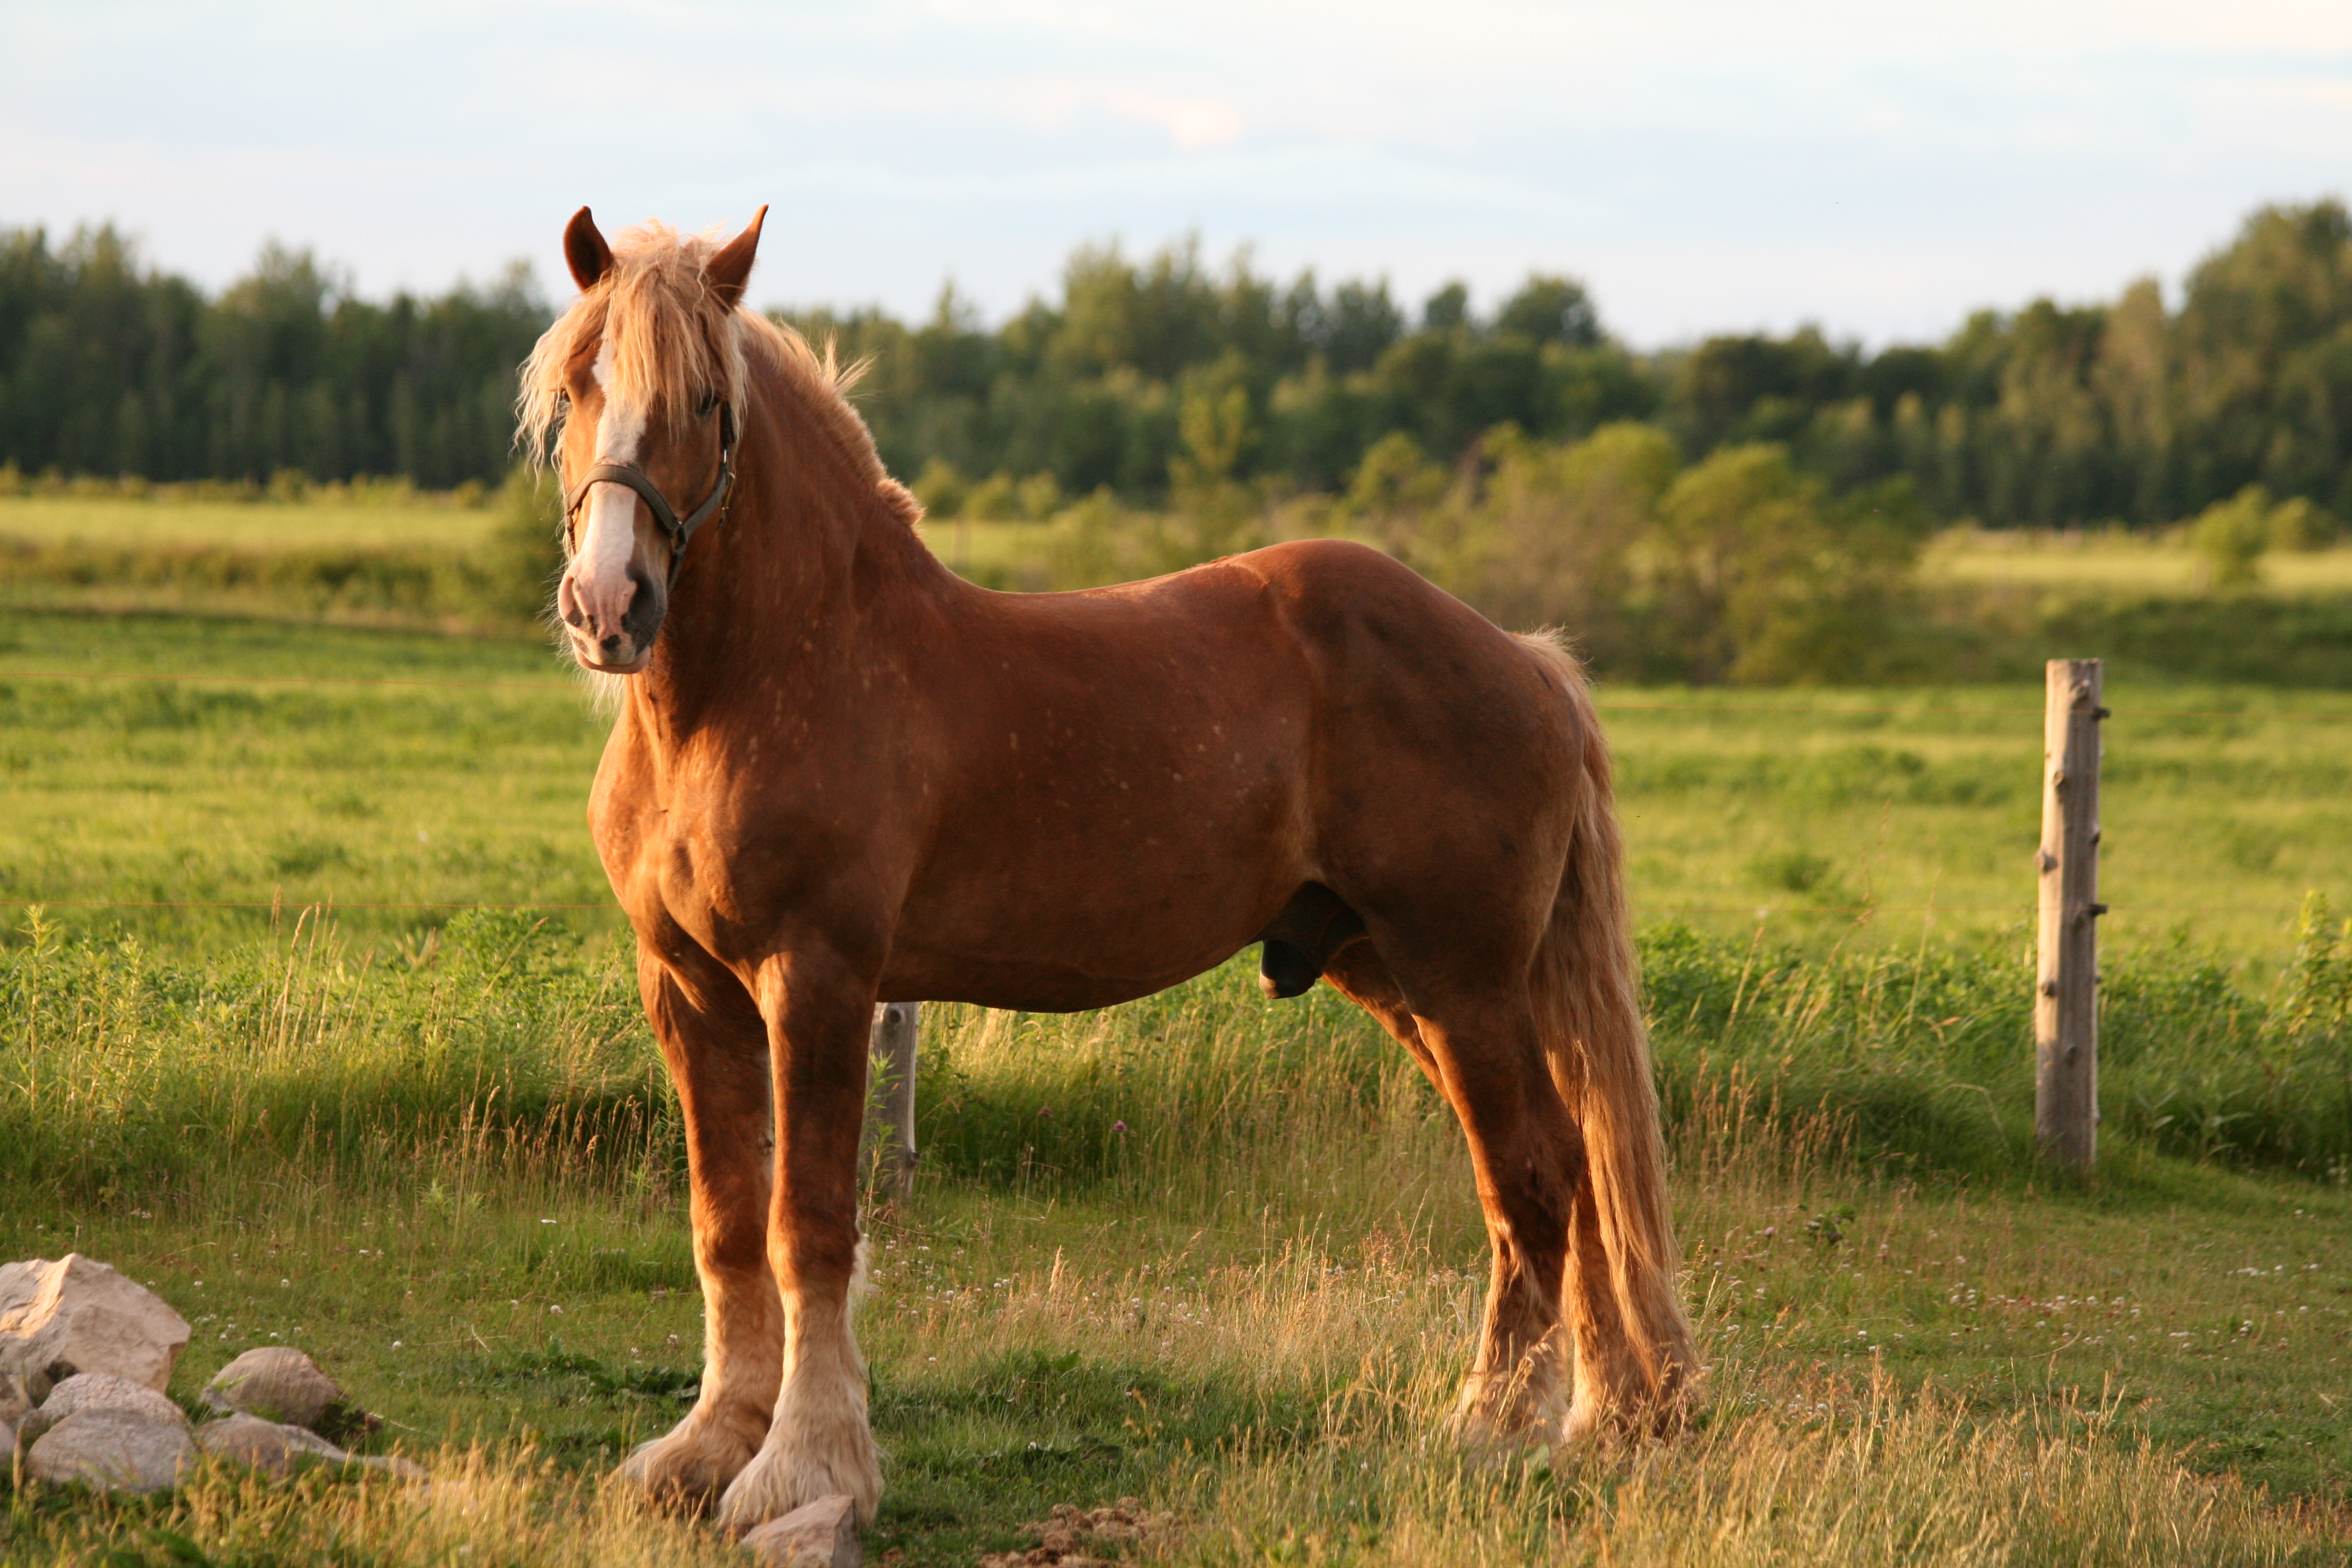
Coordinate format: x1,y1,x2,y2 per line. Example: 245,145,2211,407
4,200,2348,531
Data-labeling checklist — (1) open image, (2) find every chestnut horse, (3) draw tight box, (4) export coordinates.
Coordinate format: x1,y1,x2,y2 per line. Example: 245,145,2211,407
520,207,1694,1531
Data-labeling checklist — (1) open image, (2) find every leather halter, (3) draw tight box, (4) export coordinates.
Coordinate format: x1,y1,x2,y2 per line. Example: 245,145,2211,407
562,404,737,592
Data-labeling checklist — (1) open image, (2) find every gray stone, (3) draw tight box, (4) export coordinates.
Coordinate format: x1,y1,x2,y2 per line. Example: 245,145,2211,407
741,1492,861,1568
18,1371,188,1448
194,1414,350,1476
0,1255,190,1394
27,1410,197,1493
201,1346,374,1439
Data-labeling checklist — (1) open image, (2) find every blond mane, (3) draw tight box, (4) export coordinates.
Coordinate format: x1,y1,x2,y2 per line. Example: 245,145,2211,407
516,221,877,479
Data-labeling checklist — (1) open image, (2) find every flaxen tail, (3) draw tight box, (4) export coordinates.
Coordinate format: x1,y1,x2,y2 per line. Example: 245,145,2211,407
1515,632,1697,1412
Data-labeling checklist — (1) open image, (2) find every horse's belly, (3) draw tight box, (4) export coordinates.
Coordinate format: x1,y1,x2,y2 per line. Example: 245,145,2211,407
877,947,1230,1013
881,791,1304,1012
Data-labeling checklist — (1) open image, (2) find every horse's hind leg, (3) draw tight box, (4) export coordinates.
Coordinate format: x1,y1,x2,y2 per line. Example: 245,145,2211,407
618,950,782,1506
1324,944,1578,1435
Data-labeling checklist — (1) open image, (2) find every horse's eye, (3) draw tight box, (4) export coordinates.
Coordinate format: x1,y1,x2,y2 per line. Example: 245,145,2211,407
697,391,719,416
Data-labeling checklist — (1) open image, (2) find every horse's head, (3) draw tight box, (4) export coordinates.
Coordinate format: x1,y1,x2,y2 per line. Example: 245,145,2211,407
531,206,765,674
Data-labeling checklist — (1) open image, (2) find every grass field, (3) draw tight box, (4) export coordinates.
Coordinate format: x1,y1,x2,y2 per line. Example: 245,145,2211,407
1923,531,2352,598
2,510,2350,1563
0,486,541,634
0,492,501,554
1,916,2347,1565
5,609,2345,964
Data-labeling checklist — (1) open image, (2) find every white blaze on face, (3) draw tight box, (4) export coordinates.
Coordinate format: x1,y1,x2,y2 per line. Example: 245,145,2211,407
566,335,650,636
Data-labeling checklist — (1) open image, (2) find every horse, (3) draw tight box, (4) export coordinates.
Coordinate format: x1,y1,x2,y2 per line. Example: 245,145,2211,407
518,206,1696,1532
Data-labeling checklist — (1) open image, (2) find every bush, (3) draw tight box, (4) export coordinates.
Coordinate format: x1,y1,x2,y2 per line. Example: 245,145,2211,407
1321,423,1928,683
2193,485,2276,587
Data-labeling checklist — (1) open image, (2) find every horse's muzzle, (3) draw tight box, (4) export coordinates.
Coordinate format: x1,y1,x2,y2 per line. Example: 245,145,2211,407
561,562,665,673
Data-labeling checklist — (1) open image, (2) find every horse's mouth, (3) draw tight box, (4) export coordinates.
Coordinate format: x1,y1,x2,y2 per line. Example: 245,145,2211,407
573,643,653,676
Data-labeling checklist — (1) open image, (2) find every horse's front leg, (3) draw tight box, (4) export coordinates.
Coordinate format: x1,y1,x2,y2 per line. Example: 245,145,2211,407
616,950,782,1505
714,944,881,1534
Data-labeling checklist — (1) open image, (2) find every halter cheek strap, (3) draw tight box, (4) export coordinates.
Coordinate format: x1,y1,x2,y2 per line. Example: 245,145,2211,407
562,404,737,592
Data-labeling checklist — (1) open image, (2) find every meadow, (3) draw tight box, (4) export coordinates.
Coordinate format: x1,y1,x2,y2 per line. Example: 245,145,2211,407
0,486,500,554
2,908,2348,1566
5,603,2348,964
1,501,2350,1564
0,483,535,632
1921,529,2352,598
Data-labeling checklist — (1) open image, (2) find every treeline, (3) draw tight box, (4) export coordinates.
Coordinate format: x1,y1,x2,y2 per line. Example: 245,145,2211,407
3,200,2349,531
807,198,2352,530
0,228,545,488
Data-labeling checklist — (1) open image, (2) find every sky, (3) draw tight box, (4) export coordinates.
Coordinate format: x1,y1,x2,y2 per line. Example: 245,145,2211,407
4,0,2350,348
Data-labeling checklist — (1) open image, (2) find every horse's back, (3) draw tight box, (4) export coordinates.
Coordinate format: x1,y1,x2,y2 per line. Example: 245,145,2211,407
1039,535,1585,828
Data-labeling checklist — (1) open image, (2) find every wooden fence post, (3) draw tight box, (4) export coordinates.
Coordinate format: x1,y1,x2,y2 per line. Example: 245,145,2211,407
2035,659,2106,1169
866,1002,920,1203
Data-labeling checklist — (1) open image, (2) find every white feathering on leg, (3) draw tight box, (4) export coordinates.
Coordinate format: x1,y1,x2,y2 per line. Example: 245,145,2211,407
713,1284,880,1532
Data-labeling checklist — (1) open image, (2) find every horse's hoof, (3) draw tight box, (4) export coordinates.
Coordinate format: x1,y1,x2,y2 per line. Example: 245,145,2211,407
712,1407,880,1537
615,1414,761,1509
1561,1388,1685,1445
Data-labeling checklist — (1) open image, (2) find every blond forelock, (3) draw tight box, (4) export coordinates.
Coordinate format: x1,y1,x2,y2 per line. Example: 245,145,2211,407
516,222,875,480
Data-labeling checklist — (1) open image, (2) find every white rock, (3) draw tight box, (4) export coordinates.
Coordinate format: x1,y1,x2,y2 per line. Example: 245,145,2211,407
27,1410,197,1493
18,1371,189,1447
195,1414,350,1476
0,1255,190,1394
201,1346,373,1438
742,1493,861,1568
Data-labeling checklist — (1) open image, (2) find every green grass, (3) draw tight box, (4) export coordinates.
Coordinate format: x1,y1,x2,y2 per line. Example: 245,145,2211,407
0,613,611,946
0,492,500,554
1925,531,2352,598
8,609,2348,964
1,918,2348,1564
0,483,554,635
1595,684,2352,964
4,601,2351,1563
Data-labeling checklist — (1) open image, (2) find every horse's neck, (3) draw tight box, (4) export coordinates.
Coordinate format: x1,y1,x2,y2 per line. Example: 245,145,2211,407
627,400,943,740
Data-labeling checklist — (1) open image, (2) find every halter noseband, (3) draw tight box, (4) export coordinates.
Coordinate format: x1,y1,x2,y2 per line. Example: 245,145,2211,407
562,403,737,592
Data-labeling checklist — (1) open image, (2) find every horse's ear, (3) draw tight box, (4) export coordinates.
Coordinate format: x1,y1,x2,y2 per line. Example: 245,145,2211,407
564,206,613,292
705,206,767,310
